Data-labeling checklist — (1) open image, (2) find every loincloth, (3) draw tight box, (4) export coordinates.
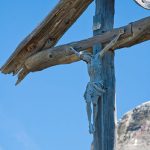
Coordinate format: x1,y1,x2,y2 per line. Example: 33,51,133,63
84,81,105,104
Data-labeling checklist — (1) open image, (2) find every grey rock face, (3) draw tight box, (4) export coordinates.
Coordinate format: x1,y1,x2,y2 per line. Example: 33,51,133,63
118,102,150,150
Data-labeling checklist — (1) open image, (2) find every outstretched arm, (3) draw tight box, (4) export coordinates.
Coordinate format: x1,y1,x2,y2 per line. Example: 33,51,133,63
99,29,124,58
70,47,91,63
70,47,82,59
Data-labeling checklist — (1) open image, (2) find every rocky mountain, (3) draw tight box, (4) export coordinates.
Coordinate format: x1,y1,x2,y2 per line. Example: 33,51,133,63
118,101,150,150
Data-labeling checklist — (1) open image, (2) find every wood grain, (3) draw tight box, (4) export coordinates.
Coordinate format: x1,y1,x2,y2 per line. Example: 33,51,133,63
24,16,150,72
92,0,116,149
1,0,93,75
1,14,150,84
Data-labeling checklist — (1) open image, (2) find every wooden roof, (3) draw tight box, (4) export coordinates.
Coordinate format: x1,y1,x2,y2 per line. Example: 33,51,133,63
1,0,93,76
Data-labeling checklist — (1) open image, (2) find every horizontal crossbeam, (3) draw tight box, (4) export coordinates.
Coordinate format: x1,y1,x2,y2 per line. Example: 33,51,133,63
2,16,150,85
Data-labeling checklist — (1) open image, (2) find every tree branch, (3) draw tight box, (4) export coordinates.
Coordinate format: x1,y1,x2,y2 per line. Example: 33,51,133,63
13,16,150,84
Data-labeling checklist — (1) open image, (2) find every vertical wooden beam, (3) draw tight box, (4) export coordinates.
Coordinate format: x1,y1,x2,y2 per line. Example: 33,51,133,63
93,0,116,150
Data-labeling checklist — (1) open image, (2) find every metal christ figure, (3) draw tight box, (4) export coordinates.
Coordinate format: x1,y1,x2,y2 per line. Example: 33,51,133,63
69,29,124,134
70,47,105,134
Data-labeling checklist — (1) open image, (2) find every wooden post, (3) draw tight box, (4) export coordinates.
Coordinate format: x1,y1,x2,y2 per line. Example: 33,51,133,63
93,0,116,150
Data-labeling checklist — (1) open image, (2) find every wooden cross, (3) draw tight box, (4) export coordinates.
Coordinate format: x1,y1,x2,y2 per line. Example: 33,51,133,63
1,0,150,150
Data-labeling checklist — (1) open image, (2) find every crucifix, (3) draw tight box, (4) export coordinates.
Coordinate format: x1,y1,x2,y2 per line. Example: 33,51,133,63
69,28,124,134
1,0,150,150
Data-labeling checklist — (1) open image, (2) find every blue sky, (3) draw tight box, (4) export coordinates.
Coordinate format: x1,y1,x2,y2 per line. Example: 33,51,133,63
0,0,150,150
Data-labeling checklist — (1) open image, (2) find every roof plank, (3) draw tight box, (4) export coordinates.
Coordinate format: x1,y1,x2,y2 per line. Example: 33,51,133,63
1,0,93,75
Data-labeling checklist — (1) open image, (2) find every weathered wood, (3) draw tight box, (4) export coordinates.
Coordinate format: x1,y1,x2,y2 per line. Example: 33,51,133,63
0,0,93,75
23,27,131,70
2,16,150,84
23,16,150,71
92,0,115,150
